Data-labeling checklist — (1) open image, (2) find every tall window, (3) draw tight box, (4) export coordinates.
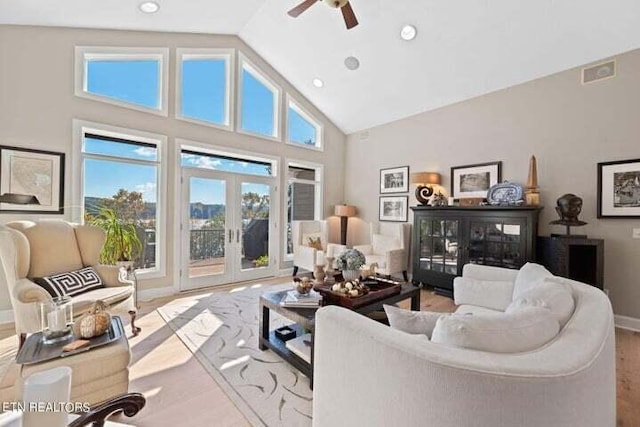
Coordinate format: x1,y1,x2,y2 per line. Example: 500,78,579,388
286,162,323,257
79,127,164,275
239,55,281,139
177,49,234,129
287,97,322,150
75,47,169,115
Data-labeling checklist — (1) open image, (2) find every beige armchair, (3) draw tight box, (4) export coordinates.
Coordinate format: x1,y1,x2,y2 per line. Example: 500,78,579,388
354,222,411,281
3,220,138,345
0,224,132,406
292,220,347,276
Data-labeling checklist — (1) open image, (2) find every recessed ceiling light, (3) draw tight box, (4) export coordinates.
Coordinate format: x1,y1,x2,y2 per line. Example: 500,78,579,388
139,1,160,14
400,24,417,41
344,56,360,71
312,78,324,88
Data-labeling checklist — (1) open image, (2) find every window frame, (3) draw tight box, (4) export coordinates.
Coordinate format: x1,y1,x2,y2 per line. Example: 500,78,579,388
72,119,168,279
74,46,169,116
237,53,282,142
285,95,324,151
284,159,324,261
175,48,235,131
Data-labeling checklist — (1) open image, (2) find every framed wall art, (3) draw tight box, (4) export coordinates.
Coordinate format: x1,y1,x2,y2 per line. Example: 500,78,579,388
380,166,409,194
379,196,408,222
450,161,502,199
597,158,640,218
0,145,65,214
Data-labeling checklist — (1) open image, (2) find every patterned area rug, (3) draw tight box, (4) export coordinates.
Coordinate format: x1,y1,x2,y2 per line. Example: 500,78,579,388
156,283,313,427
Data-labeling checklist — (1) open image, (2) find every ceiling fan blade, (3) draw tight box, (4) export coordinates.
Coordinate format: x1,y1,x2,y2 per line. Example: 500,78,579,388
288,0,319,17
341,2,359,29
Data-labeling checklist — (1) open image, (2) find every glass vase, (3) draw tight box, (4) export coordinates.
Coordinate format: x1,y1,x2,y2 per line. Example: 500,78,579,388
40,296,73,344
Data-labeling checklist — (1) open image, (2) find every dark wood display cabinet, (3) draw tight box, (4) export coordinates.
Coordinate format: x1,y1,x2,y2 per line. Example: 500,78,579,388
410,206,541,297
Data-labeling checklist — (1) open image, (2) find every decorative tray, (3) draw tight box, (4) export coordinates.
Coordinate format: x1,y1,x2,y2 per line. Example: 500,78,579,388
487,182,524,206
16,316,125,365
314,277,402,309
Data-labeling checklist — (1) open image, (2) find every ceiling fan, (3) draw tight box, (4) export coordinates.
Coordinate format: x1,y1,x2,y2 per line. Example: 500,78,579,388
288,0,359,30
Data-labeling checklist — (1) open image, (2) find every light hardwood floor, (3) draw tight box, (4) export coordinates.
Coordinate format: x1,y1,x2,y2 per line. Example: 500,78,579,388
2,281,639,426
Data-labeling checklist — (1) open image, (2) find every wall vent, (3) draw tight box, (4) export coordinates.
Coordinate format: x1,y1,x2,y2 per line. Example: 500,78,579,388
582,60,616,85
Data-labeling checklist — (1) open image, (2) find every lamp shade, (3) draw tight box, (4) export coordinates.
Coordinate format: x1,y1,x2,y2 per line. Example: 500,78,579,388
410,172,441,185
334,205,357,217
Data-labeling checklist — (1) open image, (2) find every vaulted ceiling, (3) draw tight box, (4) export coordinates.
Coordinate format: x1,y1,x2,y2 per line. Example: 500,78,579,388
2,0,640,133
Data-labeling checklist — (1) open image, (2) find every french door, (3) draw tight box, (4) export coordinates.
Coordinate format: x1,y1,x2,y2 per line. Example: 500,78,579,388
181,168,276,291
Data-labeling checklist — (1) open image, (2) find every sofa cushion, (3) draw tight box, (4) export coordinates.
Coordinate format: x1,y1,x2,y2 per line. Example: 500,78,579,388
72,286,134,315
454,277,514,311
455,304,502,316
513,262,553,299
507,278,575,327
372,234,400,255
383,305,450,338
431,307,560,353
34,267,104,298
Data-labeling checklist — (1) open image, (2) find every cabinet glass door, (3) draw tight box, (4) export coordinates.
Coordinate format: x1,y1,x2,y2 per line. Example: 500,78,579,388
418,218,459,275
468,221,524,267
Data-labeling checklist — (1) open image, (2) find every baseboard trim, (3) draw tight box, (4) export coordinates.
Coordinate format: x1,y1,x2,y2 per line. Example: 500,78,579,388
138,286,177,302
614,315,640,332
0,309,14,325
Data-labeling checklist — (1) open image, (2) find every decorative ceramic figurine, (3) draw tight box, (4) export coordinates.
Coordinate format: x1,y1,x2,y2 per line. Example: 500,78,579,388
525,155,541,206
431,191,448,206
314,264,326,285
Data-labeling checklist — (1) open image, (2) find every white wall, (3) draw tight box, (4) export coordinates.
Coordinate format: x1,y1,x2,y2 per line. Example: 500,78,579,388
345,48,640,319
0,25,346,309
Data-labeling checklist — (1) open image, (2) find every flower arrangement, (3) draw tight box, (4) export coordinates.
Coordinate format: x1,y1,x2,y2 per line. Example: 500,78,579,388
335,248,366,271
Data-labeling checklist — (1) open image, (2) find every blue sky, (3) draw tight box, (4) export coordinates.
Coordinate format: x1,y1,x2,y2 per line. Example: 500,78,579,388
84,59,312,208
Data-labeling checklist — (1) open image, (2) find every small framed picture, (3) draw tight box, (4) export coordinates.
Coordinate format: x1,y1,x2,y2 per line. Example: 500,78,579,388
0,145,65,214
597,158,640,218
450,161,502,199
380,166,409,194
379,196,408,222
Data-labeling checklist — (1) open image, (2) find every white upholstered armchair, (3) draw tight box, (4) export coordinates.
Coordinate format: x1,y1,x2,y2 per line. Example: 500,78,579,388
354,222,411,281
3,220,138,345
292,221,347,276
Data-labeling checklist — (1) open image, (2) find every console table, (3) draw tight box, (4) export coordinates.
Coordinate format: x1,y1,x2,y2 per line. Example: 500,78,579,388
410,206,541,296
537,236,604,290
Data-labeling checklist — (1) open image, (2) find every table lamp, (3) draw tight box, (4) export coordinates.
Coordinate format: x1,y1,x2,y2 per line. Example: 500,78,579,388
410,172,441,205
334,204,356,245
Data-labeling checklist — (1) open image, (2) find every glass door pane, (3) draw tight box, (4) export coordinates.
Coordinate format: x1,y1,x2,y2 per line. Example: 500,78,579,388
188,177,226,278
182,170,233,291
238,181,272,277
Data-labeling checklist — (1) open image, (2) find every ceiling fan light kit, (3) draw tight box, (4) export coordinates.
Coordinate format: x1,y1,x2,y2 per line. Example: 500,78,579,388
288,0,359,29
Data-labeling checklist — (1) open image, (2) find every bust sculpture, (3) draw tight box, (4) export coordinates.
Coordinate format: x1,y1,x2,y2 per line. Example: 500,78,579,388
550,193,587,236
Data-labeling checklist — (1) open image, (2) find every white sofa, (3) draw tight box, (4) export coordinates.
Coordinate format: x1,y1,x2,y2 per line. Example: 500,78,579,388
313,264,616,427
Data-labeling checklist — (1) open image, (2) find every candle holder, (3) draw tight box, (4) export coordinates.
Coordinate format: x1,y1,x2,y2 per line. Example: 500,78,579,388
40,296,73,344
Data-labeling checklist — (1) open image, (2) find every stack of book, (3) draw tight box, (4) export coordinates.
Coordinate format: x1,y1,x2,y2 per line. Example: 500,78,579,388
280,289,322,308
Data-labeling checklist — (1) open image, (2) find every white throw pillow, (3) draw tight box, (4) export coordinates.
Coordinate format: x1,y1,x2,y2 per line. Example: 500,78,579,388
512,262,553,299
507,278,575,327
431,307,560,353
453,277,515,311
302,233,323,249
372,234,400,255
384,304,450,339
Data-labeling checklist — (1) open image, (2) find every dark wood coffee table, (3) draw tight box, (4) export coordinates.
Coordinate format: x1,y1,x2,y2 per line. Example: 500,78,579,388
258,282,421,388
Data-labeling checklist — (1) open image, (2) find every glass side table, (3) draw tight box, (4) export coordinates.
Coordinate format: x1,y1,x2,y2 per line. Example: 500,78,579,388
118,265,141,337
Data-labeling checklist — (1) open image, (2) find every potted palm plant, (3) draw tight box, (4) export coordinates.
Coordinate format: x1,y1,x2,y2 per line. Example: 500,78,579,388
91,207,143,267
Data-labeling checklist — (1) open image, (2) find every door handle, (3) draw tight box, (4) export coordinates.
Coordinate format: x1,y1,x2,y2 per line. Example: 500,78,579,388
228,229,233,243
236,229,240,243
